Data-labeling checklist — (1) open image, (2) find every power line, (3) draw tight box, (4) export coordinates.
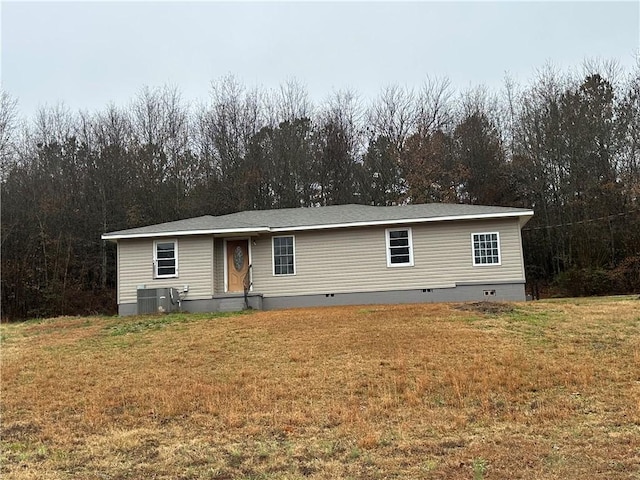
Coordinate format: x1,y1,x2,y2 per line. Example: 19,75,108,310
522,209,639,231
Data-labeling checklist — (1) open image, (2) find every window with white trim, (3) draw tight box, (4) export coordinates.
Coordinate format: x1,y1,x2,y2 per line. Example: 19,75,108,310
154,240,178,277
273,236,295,275
386,228,414,267
472,232,501,266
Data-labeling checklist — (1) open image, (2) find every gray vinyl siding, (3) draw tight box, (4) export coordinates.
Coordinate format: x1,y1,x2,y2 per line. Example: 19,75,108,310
117,235,214,304
250,218,525,297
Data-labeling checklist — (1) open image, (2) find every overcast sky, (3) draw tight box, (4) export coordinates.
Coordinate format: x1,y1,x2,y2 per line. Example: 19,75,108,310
2,1,638,119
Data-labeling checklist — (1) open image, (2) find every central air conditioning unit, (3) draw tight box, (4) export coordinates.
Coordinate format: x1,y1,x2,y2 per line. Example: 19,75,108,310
137,287,180,314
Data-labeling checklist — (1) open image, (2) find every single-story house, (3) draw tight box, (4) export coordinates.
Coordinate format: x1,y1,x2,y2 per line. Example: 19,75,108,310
102,203,534,315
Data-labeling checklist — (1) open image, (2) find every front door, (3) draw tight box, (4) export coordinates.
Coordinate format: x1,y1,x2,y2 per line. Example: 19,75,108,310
226,239,249,293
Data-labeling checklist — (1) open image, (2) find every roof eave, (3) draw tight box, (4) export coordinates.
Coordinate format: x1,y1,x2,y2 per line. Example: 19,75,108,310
102,210,534,240
271,210,534,232
101,226,271,241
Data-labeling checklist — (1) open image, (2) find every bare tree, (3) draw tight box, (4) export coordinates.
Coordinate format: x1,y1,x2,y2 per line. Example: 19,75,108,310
129,85,190,222
415,76,454,135
314,89,364,205
193,75,265,212
0,90,19,171
268,78,313,125
32,102,74,146
499,73,521,161
367,84,416,151
616,63,640,187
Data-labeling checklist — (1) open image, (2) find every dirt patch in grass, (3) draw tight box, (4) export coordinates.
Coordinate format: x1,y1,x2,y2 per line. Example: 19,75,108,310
2,298,639,479
454,301,516,315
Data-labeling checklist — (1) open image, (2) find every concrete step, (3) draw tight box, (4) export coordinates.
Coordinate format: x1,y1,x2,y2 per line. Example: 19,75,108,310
217,296,246,312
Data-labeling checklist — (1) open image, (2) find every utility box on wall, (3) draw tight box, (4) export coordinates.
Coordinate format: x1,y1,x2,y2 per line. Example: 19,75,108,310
136,288,180,314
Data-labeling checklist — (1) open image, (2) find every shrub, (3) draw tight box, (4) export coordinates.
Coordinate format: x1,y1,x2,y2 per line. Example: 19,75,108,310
609,255,640,294
552,268,612,297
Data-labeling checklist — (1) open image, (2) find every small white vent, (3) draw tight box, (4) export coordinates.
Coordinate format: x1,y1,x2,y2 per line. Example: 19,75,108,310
483,289,496,297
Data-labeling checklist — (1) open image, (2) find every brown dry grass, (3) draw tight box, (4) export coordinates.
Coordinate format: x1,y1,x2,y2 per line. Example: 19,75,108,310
1,297,639,479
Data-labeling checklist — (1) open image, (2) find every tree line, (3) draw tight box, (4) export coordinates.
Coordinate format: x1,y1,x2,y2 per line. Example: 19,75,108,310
2,61,639,319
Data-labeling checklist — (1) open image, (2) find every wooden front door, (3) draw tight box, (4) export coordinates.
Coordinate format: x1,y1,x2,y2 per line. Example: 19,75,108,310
226,239,249,293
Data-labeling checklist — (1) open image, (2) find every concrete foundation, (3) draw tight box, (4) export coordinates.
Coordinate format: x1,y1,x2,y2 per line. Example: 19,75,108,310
117,282,525,315
262,283,525,309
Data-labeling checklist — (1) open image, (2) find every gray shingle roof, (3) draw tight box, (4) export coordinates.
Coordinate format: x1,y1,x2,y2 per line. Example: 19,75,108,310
102,203,533,240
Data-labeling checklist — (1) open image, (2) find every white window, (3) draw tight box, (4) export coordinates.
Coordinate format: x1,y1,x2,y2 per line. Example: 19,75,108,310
386,228,414,267
273,236,295,275
472,232,501,266
154,240,178,278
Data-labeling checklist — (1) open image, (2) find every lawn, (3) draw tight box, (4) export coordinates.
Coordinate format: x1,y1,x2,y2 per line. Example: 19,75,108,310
1,298,639,479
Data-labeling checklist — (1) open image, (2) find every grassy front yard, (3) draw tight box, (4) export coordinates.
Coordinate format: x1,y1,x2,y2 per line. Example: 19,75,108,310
2,297,639,479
